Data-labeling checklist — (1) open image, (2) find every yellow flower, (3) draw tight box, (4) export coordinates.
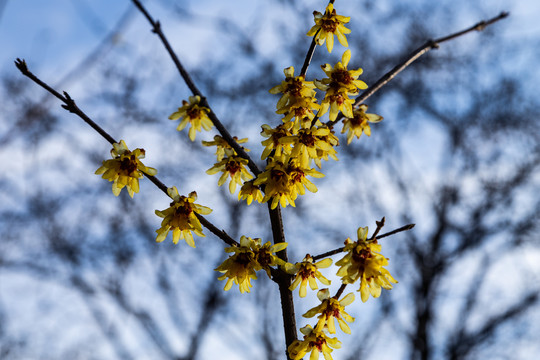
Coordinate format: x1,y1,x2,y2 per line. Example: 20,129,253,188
319,89,356,121
269,66,320,129
315,50,368,121
252,239,288,278
316,50,367,93
215,236,288,293
206,155,253,194
288,255,332,298
306,3,351,53
169,95,213,141
202,135,249,161
303,289,355,334
260,123,294,160
254,156,296,209
277,94,320,128
238,180,264,205
269,66,317,109
342,104,383,144
280,125,338,169
288,162,324,198
154,187,212,247
313,127,339,169
288,325,341,360
336,227,398,302
95,140,157,198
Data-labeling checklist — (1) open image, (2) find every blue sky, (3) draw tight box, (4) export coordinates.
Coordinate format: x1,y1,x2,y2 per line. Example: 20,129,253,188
1,1,540,359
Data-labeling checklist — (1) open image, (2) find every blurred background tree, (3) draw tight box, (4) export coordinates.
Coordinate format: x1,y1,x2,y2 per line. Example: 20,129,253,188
1,0,539,359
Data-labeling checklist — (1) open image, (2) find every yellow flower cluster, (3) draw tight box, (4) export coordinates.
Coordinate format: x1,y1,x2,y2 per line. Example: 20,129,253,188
169,95,213,141
215,236,287,293
288,325,341,360
154,187,212,248
261,66,340,208
257,4,384,208
254,155,324,209
336,227,398,302
95,140,157,198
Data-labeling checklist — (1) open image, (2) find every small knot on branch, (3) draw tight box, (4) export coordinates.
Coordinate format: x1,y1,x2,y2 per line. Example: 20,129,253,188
152,20,161,33
475,11,510,32
427,39,440,49
61,91,77,113
474,21,487,31
371,217,386,241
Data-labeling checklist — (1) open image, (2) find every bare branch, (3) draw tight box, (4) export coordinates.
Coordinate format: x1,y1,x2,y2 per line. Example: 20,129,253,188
130,0,260,175
14,59,239,248
328,11,509,127
312,223,415,261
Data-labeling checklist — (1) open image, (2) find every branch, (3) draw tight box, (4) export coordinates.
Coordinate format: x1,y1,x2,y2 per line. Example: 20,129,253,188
300,35,319,78
129,2,298,353
14,58,239,248
131,0,260,176
328,11,509,127
312,223,415,261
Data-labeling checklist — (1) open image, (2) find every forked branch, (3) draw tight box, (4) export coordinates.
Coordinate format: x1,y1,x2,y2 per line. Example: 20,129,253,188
14,58,238,247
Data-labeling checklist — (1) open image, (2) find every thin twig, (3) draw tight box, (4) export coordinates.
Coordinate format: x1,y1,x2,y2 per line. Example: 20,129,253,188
327,11,509,127
334,283,348,300
14,58,239,248
370,217,386,240
131,0,260,176
300,35,319,78
300,0,333,78
14,59,117,145
311,223,415,261
377,223,415,240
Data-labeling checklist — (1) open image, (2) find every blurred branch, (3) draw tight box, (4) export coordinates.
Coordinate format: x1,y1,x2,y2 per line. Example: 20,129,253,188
0,5,134,148
447,292,540,360
104,277,178,359
71,275,135,360
180,283,226,360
